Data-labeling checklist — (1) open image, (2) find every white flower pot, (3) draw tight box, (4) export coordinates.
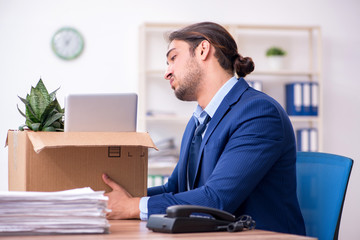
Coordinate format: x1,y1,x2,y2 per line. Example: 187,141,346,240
267,56,285,70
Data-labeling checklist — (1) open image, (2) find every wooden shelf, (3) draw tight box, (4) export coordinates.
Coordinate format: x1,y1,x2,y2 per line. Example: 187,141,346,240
289,116,319,122
252,70,319,76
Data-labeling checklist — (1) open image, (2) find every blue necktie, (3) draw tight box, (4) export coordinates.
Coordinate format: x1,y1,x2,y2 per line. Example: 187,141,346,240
188,114,211,189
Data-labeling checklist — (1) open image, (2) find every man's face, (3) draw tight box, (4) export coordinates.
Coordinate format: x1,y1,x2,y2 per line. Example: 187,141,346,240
164,40,203,101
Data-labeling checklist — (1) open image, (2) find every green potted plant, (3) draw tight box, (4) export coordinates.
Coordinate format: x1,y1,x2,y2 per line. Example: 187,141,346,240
17,78,64,132
265,46,287,70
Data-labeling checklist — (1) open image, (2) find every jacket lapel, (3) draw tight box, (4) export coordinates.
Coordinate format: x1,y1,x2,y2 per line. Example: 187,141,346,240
178,119,196,192
192,78,250,186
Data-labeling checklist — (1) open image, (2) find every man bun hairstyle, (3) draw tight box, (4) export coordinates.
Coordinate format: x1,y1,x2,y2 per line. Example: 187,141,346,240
233,53,255,78
168,22,254,77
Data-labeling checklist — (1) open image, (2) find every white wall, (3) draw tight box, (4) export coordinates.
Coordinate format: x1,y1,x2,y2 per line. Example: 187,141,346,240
1,0,359,239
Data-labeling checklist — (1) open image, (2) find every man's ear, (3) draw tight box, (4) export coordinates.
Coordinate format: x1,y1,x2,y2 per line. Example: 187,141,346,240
198,40,211,61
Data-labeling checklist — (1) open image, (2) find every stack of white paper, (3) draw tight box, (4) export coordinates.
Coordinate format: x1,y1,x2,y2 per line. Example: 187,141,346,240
0,187,109,236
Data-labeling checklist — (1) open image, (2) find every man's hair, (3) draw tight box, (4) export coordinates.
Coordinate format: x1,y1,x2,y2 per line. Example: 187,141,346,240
168,22,255,77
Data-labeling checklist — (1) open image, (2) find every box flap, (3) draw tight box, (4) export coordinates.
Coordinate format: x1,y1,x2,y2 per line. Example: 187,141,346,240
5,129,16,147
26,132,157,153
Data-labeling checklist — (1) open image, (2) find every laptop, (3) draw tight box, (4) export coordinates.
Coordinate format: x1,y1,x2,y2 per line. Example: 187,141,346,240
64,93,138,132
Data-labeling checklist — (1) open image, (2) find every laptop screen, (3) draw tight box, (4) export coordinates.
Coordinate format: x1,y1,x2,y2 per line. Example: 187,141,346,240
64,93,137,132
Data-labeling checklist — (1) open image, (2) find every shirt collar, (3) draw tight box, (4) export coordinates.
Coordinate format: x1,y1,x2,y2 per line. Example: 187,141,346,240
193,76,238,125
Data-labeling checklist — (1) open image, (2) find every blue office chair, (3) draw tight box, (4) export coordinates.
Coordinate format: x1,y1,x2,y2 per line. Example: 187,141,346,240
296,152,353,240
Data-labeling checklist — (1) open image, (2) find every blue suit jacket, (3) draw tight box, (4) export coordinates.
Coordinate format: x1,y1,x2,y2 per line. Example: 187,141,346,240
147,78,305,235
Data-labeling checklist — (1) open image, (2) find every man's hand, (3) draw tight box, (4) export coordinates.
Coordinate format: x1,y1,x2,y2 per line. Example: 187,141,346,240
102,173,141,220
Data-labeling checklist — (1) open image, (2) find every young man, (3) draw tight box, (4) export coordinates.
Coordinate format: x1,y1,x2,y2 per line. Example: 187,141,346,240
102,22,306,235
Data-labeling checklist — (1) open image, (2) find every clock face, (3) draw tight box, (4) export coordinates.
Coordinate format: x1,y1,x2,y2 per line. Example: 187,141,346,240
51,27,84,60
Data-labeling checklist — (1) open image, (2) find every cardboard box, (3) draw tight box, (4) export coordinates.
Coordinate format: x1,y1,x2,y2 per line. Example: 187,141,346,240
6,130,156,197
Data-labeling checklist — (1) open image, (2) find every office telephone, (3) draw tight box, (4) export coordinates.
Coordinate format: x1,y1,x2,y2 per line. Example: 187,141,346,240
146,205,256,233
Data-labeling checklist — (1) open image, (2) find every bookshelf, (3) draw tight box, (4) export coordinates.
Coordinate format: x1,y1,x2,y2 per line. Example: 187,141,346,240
139,23,322,178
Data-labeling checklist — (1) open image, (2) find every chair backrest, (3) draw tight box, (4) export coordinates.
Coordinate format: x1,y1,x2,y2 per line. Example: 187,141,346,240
296,152,353,240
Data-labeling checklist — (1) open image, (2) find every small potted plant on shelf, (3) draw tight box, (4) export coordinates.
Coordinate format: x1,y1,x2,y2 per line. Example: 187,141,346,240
17,78,64,132
265,46,287,70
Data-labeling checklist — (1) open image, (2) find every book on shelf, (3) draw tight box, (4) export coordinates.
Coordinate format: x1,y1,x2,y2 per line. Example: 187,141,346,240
296,128,318,152
286,82,318,116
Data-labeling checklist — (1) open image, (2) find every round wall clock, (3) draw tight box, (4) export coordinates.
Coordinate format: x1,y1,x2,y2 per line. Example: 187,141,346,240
51,27,84,60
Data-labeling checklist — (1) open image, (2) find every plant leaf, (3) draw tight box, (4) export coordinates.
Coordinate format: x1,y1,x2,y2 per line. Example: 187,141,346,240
25,118,34,125
52,98,64,113
17,104,27,118
35,78,51,102
28,87,49,119
25,106,40,123
40,99,58,123
42,126,56,132
18,95,29,105
43,112,63,128
30,123,41,131
49,86,60,101
18,95,39,122
51,121,61,129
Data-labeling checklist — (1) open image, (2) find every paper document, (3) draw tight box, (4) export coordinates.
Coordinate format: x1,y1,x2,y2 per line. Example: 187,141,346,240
0,187,109,235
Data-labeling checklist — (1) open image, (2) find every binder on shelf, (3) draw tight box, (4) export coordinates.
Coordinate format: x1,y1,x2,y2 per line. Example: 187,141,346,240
286,83,302,115
310,82,319,116
296,128,318,152
302,83,311,115
246,80,263,91
286,82,319,116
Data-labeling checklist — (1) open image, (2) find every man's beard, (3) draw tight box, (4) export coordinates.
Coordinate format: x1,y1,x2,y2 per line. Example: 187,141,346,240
174,57,203,102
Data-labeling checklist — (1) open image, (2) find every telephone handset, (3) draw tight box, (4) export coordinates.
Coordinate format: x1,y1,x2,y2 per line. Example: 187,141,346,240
146,205,256,233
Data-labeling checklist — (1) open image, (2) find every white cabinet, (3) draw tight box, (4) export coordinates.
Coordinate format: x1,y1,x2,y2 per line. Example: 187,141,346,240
139,23,322,179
